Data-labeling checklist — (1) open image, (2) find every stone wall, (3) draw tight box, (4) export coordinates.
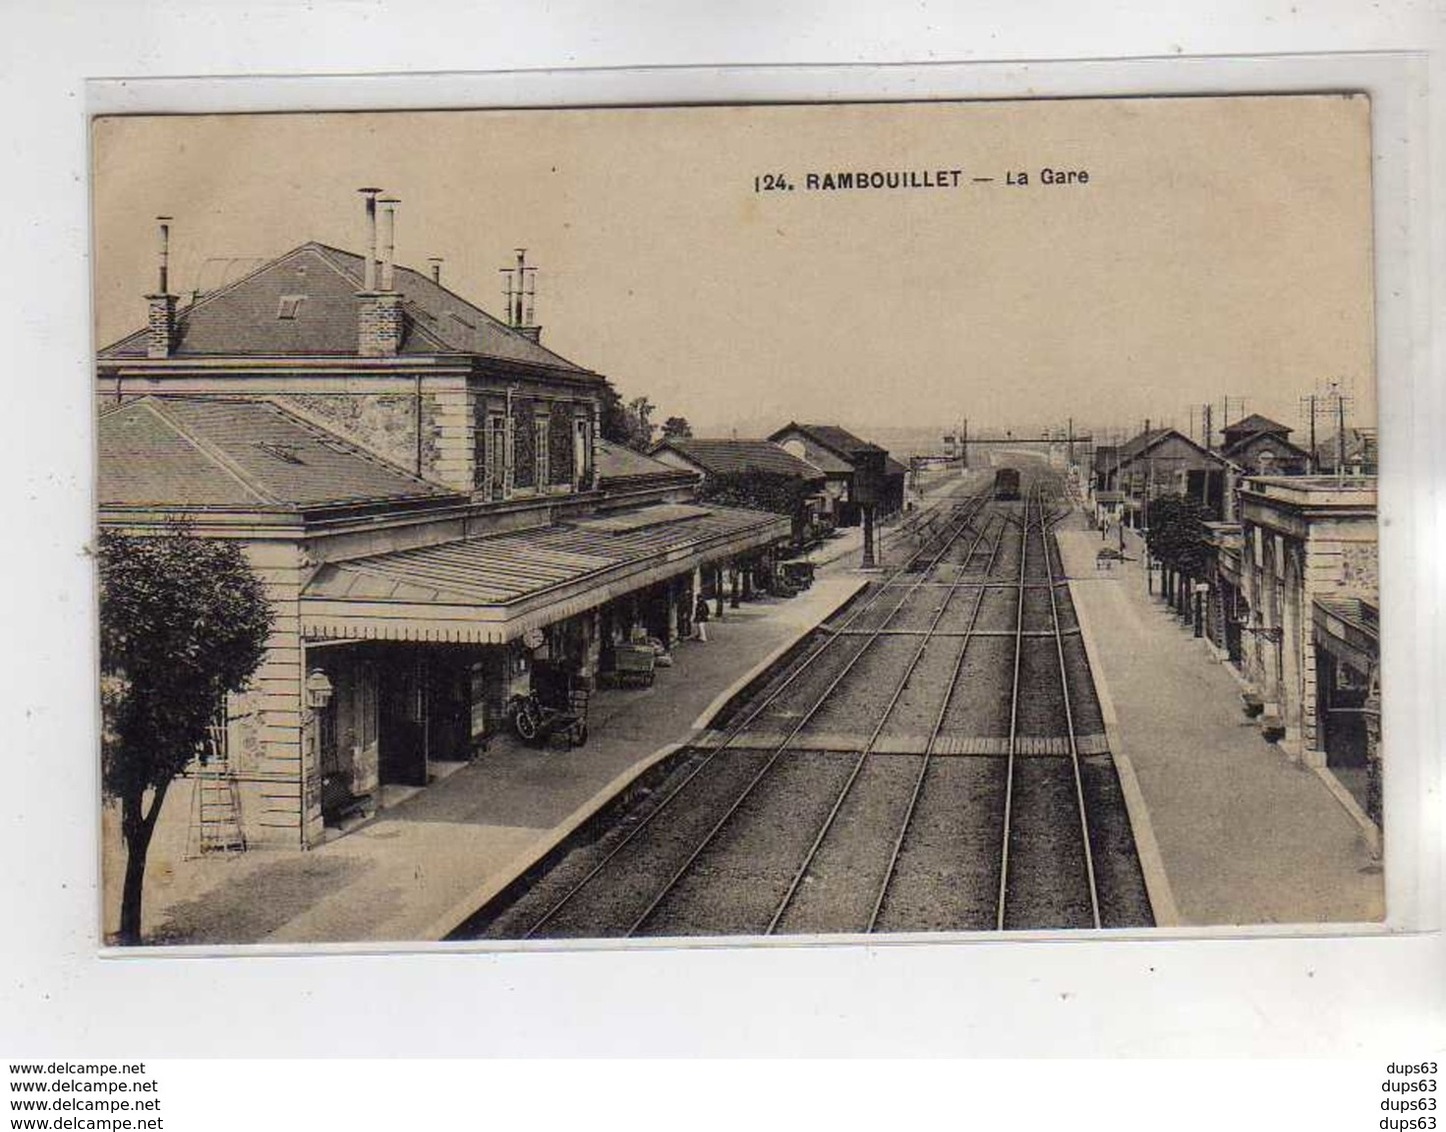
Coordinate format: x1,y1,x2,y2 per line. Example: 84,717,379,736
276,391,451,487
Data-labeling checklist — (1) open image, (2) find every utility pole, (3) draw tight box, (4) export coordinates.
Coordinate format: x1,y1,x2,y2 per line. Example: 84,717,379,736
1300,393,1320,472
1322,379,1355,477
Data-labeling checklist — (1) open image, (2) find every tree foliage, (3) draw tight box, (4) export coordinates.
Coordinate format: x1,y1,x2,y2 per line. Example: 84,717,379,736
698,468,812,517
624,396,657,451
99,527,274,942
1144,493,1211,577
597,381,631,445
597,382,662,452
660,415,693,440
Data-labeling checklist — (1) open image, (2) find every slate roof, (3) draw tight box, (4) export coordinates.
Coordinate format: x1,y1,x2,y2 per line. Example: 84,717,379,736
1221,429,1313,463
653,438,826,482
1222,413,1292,438
98,396,457,511
594,439,697,487
769,422,885,461
1109,428,1234,472
98,242,597,379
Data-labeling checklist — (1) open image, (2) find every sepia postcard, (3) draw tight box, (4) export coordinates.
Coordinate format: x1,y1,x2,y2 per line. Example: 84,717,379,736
92,94,1384,949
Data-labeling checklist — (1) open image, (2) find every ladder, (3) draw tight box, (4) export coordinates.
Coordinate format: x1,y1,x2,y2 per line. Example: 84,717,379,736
185,722,247,857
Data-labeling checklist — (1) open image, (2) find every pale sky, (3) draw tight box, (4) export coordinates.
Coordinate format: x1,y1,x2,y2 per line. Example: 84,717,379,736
93,96,1376,441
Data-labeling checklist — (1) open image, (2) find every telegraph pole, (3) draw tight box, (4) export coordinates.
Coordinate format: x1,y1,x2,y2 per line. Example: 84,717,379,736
1300,393,1320,472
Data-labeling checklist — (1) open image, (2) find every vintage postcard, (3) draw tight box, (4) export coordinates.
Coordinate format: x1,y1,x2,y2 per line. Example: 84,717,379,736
92,95,1382,947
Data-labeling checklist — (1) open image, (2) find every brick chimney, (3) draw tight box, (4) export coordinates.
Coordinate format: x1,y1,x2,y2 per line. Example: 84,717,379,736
358,292,404,357
145,216,178,358
356,193,404,357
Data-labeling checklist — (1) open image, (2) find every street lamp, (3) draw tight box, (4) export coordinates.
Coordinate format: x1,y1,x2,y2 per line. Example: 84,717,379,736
305,669,335,710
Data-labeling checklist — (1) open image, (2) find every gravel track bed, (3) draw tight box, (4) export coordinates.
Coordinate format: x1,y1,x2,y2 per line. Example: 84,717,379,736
638,750,862,936
972,586,1020,632
937,528,996,568
885,586,955,632
871,756,1007,931
1052,583,1080,632
1079,754,1154,927
875,638,965,742
937,635,1015,737
1021,587,1057,632
460,743,721,939
934,585,989,631
1015,636,1067,736
526,747,780,938
772,754,925,934
1022,528,1051,584
837,588,912,633
987,522,1022,576
1002,757,1095,930
737,634,873,738
1061,634,1106,735
802,636,922,737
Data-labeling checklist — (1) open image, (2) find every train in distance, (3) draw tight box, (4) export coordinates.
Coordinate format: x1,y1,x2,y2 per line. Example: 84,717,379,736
994,467,1022,501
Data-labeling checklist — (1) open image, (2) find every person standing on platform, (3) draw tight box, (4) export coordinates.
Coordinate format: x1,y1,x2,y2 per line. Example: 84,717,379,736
693,593,710,642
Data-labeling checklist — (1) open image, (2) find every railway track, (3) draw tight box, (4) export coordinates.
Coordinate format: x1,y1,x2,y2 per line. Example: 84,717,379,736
509,486,996,940
996,482,1100,930
453,468,1153,941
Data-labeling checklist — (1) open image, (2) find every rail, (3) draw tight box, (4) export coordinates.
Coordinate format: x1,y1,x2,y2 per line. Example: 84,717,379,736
765,502,1008,934
517,486,993,939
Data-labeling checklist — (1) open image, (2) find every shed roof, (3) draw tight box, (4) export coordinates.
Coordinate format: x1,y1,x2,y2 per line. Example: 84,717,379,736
654,438,826,481
98,396,456,512
301,502,790,643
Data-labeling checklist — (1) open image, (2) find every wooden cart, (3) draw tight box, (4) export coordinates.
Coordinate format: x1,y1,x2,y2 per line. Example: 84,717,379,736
612,643,657,688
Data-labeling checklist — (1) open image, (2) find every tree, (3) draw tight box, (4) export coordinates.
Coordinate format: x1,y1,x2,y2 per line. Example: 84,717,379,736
660,415,693,440
698,469,814,544
1144,493,1211,612
99,528,274,944
597,380,632,445
625,396,657,451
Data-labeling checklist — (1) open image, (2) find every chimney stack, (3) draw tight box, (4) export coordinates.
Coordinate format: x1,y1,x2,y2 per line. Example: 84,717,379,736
378,197,398,292
145,216,178,358
428,257,443,285
356,191,403,356
501,247,542,342
357,188,381,291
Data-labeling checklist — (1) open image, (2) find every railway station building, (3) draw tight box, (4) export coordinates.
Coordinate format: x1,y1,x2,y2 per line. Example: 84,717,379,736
766,423,907,525
1230,475,1379,811
96,208,787,849
1091,427,1234,525
1218,413,1313,476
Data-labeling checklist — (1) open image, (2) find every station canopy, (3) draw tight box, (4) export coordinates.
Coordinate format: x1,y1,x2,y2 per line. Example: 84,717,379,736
301,502,789,645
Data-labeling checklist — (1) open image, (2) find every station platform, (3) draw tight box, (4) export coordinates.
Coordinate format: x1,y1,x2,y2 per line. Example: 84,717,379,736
1057,519,1384,927
104,572,870,947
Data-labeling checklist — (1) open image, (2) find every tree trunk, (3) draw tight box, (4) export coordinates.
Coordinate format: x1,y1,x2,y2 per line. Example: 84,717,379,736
117,777,170,945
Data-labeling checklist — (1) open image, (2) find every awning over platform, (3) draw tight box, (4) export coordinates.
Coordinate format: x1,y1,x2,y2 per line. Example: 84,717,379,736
301,502,789,645
1313,595,1379,675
